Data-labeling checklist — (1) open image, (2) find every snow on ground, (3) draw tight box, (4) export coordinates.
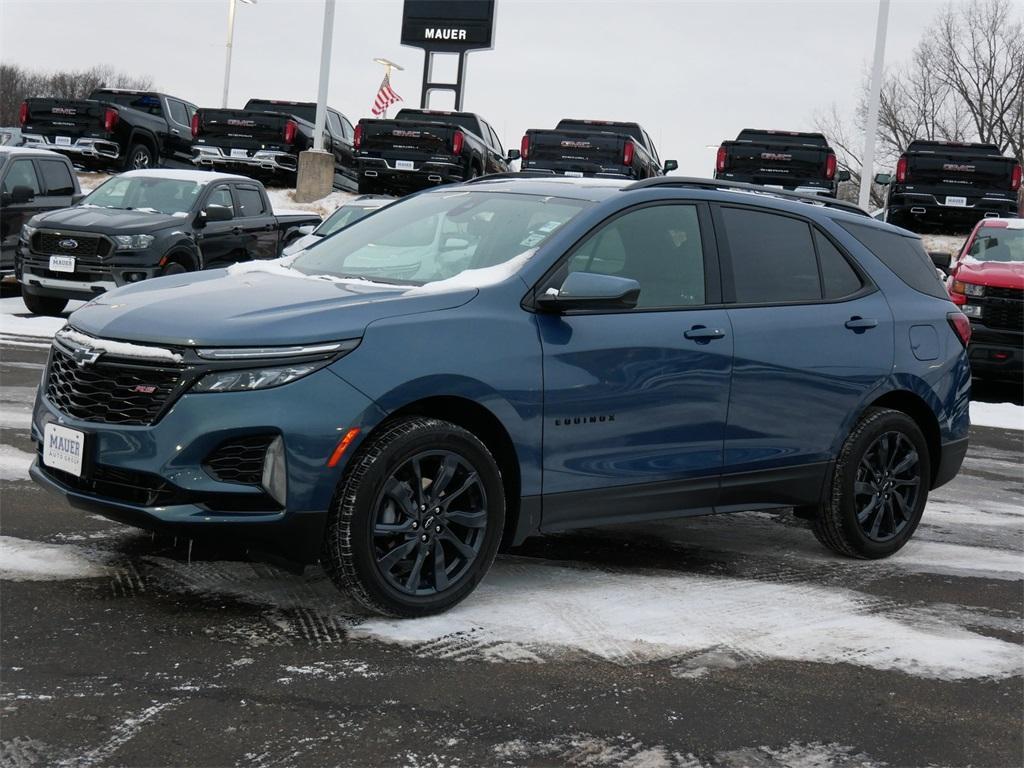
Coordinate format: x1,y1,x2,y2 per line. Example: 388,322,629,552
921,233,968,258
77,172,111,193
265,187,355,217
971,401,1024,430
0,444,34,481
0,536,108,581
0,296,75,340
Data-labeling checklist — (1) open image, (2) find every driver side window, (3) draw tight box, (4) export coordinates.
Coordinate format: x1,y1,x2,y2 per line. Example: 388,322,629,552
206,185,234,212
564,204,706,309
2,160,41,194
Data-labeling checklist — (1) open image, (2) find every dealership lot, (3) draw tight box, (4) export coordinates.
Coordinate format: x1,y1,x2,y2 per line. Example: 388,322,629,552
1,326,1021,767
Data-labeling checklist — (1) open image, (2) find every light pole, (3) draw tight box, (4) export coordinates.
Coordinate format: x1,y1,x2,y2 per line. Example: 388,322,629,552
859,0,891,210
373,58,404,119
222,0,256,109
296,0,337,202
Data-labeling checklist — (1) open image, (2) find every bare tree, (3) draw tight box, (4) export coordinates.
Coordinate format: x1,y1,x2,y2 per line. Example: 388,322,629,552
0,63,153,126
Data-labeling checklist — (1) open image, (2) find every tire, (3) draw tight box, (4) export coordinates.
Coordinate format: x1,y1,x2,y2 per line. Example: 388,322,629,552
125,143,155,170
323,417,505,617
160,260,188,277
22,290,68,316
812,407,930,559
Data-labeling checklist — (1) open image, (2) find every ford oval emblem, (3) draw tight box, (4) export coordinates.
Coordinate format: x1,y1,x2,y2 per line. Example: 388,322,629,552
59,238,79,250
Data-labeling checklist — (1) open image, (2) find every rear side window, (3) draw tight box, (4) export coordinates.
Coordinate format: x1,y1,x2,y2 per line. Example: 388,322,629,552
721,207,820,303
38,160,75,196
235,187,266,217
815,230,863,299
2,159,41,194
839,221,947,299
167,99,190,127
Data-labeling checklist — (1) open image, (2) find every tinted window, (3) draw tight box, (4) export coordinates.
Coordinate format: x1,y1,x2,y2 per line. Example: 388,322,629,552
327,112,343,136
206,185,234,212
94,91,163,115
815,230,863,299
236,187,265,217
167,99,190,127
38,160,75,196
2,159,41,194
839,221,948,299
566,205,705,309
722,207,820,303
340,116,354,140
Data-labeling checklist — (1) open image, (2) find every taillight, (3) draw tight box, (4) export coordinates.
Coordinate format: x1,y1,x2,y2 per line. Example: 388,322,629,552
452,130,464,155
947,311,971,348
103,108,119,132
18,101,28,127
283,119,298,144
896,155,908,183
1011,162,1022,192
623,140,634,167
353,123,362,149
520,135,529,160
825,152,837,180
715,145,727,173
190,113,201,138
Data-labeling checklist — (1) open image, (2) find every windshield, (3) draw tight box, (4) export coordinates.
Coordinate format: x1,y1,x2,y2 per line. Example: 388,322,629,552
316,205,381,237
84,176,201,215
291,190,590,285
968,227,1024,263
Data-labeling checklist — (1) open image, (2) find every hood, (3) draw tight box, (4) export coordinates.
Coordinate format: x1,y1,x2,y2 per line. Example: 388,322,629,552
954,259,1024,291
67,265,477,347
35,206,184,234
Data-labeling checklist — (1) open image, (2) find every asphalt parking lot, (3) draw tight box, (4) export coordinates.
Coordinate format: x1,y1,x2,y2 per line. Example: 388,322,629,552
1,336,1022,768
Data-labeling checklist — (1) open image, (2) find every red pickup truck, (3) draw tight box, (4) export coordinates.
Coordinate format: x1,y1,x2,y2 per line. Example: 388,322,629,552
945,218,1023,381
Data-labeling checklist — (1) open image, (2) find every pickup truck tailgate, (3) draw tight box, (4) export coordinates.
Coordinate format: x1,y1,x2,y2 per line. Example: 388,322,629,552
527,129,625,173
905,151,1016,190
724,139,829,183
197,109,294,143
23,99,104,134
359,120,456,157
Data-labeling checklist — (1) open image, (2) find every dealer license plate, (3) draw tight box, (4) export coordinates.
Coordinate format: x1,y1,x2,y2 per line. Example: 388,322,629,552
395,160,415,170
43,423,85,478
230,148,249,159
55,136,72,146
563,171,584,177
945,196,967,207
48,255,75,273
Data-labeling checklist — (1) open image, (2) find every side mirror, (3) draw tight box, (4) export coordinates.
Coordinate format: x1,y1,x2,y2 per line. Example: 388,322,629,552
506,149,521,162
928,251,951,275
5,185,34,204
874,173,892,185
536,271,640,313
663,160,678,173
203,203,233,223
837,170,851,182
297,224,316,236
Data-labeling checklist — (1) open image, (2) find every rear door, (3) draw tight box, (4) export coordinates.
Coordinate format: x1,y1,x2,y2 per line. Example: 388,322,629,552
233,184,278,259
163,97,195,164
328,111,357,184
1,158,47,268
537,201,732,529
713,204,893,507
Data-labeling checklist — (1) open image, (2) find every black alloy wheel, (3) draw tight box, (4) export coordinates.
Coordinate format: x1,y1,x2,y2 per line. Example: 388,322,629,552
853,431,922,542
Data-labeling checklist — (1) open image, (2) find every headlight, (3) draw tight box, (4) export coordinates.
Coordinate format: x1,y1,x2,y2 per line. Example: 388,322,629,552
952,280,984,298
113,234,155,250
20,224,37,242
961,304,983,319
191,362,326,393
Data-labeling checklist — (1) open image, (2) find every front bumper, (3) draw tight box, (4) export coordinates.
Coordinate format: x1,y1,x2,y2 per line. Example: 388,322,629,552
30,366,381,563
22,133,120,162
968,325,1023,380
192,145,298,175
17,242,161,300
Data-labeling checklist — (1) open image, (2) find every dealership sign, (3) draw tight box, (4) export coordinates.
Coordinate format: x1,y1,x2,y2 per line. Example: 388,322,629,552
401,0,495,52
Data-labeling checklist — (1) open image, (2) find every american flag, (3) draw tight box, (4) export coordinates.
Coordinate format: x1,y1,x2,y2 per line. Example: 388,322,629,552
371,73,402,117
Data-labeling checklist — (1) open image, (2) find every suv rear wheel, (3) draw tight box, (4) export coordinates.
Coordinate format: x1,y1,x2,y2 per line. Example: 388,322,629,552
22,290,68,316
323,417,505,617
813,407,930,559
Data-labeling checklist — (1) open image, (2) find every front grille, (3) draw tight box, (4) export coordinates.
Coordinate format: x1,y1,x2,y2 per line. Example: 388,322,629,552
42,462,181,506
46,346,185,426
203,436,274,485
981,286,1023,332
986,286,1023,302
22,255,112,277
34,231,111,258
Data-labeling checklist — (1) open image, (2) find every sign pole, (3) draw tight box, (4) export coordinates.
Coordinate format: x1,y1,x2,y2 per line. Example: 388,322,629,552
221,0,237,109
312,0,336,152
295,0,337,202
859,0,890,210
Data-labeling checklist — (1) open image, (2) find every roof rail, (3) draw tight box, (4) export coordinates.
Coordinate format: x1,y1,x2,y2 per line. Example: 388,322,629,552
465,170,562,184
625,176,869,217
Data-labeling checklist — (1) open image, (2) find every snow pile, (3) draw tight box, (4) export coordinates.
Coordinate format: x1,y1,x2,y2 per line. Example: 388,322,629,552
0,536,108,581
0,296,76,339
266,187,356,218
971,401,1024,431
353,559,1022,681
920,233,967,257
0,445,34,481
57,327,183,363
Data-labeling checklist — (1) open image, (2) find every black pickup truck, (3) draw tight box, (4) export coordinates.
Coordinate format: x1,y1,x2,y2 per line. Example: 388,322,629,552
192,99,358,190
19,89,198,171
875,140,1022,231
714,129,848,198
353,109,515,195
15,169,320,315
520,119,675,179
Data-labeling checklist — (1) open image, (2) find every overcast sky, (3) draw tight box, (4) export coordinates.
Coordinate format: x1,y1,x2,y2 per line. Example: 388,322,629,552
1,0,963,174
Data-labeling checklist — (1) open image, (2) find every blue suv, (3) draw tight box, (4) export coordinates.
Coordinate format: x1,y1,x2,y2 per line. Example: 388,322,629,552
31,176,971,616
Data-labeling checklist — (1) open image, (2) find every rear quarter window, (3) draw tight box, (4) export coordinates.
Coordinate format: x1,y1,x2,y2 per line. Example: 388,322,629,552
838,221,948,300
39,160,75,196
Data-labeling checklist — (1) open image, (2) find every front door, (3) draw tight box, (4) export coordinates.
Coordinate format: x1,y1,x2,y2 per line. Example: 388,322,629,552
1,159,47,269
233,184,279,260
195,183,242,268
537,202,732,529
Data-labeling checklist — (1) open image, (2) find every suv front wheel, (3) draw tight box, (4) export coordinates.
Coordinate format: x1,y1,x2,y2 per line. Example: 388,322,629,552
813,408,930,559
323,417,505,617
